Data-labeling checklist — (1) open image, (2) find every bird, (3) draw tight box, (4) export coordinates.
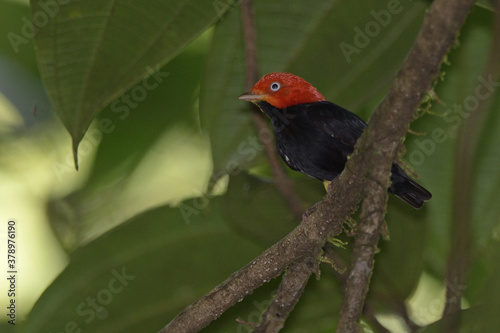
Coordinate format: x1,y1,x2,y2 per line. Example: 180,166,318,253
238,72,431,209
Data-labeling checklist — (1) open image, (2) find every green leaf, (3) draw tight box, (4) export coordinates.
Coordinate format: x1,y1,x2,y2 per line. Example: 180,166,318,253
223,172,297,244
23,199,264,333
87,34,209,186
45,35,212,251
1,1,38,72
223,172,324,245
31,0,235,168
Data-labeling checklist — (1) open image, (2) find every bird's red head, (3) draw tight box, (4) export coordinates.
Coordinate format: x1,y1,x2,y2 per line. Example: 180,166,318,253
239,72,326,109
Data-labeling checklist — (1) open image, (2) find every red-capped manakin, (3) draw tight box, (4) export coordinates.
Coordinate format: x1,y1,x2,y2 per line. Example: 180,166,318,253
239,72,431,209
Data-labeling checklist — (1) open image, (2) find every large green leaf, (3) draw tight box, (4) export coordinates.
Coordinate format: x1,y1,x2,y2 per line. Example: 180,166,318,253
46,36,211,251
23,199,264,332
87,34,209,186
200,0,427,175
223,172,324,245
31,0,235,167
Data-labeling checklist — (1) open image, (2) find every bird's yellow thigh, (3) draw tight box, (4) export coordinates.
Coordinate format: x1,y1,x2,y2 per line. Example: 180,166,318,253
323,180,331,191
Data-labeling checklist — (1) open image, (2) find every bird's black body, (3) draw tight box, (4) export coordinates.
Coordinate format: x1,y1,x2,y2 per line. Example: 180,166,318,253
256,100,432,209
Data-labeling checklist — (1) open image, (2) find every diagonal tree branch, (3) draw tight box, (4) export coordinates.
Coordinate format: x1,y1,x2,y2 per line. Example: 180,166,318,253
157,0,475,332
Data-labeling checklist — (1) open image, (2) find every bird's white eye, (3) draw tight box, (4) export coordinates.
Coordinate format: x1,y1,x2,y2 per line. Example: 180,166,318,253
270,82,281,91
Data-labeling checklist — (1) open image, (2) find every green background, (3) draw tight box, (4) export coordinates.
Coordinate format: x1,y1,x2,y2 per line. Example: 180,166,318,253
0,0,498,332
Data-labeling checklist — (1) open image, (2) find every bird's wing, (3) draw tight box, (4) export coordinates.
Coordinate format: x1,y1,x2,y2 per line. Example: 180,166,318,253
304,101,366,149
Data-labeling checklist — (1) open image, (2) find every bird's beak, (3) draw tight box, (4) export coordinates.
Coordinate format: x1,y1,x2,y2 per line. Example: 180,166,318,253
238,92,266,102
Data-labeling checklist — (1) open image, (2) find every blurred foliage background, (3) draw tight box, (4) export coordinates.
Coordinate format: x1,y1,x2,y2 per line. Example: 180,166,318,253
0,0,499,332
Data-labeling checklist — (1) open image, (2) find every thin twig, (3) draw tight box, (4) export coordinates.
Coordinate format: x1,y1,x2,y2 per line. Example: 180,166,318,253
336,0,476,332
253,257,317,333
241,0,305,220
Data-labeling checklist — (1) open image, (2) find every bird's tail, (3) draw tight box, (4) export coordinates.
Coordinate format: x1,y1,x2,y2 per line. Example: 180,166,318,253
323,165,431,209
392,179,432,209
390,166,432,209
